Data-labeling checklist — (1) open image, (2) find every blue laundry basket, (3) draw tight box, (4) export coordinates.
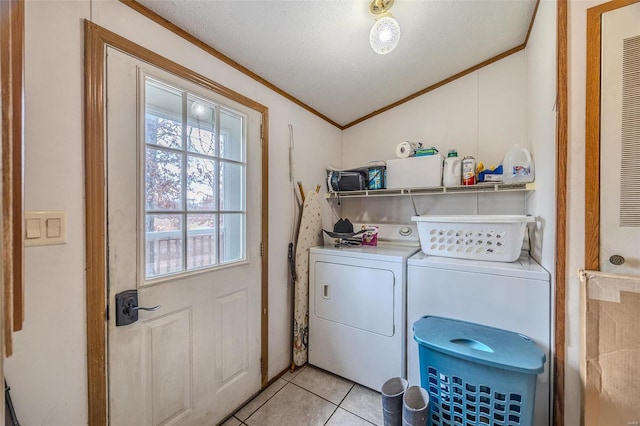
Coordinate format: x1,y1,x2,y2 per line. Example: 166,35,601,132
413,316,545,426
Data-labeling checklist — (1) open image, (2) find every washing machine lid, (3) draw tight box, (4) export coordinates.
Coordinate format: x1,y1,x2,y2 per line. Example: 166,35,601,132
311,244,420,263
408,251,549,280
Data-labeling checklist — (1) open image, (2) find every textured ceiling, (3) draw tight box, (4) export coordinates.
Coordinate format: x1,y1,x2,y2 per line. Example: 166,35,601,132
135,0,537,128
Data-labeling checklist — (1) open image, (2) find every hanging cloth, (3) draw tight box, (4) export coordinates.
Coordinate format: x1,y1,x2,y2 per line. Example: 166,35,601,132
292,189,323,366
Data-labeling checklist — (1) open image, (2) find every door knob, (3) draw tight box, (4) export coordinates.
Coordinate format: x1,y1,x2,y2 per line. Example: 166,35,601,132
115,289,161,326
131,305,161,312
609,254,625,266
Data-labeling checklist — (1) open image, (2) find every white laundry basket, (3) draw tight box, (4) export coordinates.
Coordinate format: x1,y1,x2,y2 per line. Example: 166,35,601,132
412,215,534,262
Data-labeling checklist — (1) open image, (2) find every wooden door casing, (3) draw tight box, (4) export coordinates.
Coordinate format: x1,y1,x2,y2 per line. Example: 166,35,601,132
84,21,269,425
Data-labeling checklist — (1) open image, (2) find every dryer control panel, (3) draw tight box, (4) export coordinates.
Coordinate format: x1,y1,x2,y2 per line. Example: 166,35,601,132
352,223,420,246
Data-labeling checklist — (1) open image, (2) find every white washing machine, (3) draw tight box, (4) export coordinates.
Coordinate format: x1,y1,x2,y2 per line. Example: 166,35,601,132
407,252,551,425
308,224,420,391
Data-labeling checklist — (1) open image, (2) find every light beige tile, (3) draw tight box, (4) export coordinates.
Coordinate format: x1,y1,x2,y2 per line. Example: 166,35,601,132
220,416,242,426
340,384,384,426
291,365,353,404
280,364,306,382
234,378,287,421
326,407,375,426
245,383,337,426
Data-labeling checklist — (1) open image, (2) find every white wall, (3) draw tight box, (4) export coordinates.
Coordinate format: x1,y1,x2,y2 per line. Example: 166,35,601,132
5,1,581,424
525,0,557,274
565,1,605,425
342,8,558,424
5,3,91,425
340,12,557,269
4,1,342,425
523,1,558,423
341,52,529,223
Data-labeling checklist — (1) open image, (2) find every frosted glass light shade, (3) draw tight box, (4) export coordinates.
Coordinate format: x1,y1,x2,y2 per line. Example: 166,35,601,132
370,15,400,55
190,101,209,119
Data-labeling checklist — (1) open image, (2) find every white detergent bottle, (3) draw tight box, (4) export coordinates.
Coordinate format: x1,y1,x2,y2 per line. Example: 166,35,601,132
443,149,462,186
502,144,535,183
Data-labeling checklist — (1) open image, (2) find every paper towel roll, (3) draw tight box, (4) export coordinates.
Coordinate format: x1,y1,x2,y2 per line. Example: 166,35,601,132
396,141,414,158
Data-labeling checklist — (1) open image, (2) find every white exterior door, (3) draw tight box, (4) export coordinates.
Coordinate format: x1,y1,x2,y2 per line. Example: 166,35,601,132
106,47,262,425
600,2,640,274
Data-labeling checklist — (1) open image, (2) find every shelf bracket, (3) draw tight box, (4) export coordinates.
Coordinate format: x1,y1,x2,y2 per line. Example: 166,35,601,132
409,192,418,216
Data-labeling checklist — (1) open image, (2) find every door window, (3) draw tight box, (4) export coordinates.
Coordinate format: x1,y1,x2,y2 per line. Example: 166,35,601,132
143,77,246,281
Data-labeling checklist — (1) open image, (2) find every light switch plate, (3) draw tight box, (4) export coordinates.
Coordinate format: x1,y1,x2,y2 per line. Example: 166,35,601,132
46,218,62,238
24,211,67,246
25,218,41,239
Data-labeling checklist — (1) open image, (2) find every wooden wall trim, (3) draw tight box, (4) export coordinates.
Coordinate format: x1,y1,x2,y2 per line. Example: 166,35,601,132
84,20,108,426
84,20,270,424
554,0,568,425
9,0,24,334
7,0,24,335
585,5,603,272
119,0,341,130
261,114,269,387
120,0,539,130
1,0,25,356
0,0,15,357
342,44,526,129
524,0,541,47
347,0,541,130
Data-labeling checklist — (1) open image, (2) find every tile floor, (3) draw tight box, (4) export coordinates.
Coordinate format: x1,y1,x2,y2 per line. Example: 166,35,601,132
222,365,384,426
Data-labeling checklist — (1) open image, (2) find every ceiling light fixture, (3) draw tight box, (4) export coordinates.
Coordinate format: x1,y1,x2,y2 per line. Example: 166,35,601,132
369,0,400,55
190,101,209,119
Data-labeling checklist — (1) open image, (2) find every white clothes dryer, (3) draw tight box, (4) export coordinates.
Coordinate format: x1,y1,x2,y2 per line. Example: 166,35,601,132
407,252,551,425
308,224,420,391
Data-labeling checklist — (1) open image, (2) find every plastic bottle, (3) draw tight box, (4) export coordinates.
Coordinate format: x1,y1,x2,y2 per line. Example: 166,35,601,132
443,149,462,186
502,144,535,183
462,155,476,185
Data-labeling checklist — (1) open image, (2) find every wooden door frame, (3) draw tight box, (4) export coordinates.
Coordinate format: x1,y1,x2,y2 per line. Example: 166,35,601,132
1,0,25,356
84,21,270,425
585,0,640,271
555,1,567,424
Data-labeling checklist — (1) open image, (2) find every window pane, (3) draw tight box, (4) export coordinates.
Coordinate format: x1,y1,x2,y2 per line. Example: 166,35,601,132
187,214,217,270
146,81,183,149
187,98,216,156
145,148,183,211
220,161,244,211
220,213,244,263
141,79,247,281
145,214,183,278
219,109,244,162
187,156,216,211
